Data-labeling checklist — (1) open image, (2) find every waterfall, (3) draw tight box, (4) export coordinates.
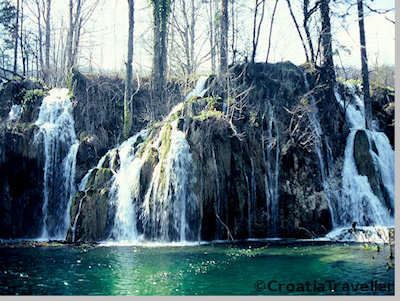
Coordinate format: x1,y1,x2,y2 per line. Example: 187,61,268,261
106,77,207,243
247,158,257,236
185,76,209,101
141,121,198,241
110,131,147,242
333,86,393,228
7,104,22,122
34,88,79,240
303,75,338,227
264,106,280,234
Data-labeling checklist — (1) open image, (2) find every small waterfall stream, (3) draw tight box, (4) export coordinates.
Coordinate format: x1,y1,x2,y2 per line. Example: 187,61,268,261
111,131,147,242
141,121,198,242
34,88,79,240
303,73,338,226
333,86,393,228
264,107,280,235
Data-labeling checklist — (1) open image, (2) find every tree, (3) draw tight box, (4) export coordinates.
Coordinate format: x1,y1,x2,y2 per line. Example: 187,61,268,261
303,0,318,64
44,0,51,80
251,0,265,63
265,0,279,63
320,0,335,85
123,0,134,139
0,0,16,76
285,0,309,63
219,0,228,74
13,0,20,73
151,0,171,101
357,0,371,129
169,0,204,78
206,0,218,74
65,0,99,72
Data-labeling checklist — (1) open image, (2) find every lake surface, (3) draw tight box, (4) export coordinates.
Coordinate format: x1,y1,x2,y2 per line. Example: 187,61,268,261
0,242,394,295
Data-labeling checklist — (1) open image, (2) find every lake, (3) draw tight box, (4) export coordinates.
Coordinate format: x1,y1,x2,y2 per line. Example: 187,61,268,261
0,241,394,295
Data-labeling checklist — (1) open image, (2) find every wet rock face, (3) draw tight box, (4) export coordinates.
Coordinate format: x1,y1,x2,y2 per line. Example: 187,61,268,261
0,124,44,238
66,166,116,242
279,149,332,239
0,63,395,242
69,62,337,242
353,129,393,212
371,86,394,147
0,80,46,238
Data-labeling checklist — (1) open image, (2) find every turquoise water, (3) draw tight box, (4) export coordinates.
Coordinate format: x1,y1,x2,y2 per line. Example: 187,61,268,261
0,242,394,295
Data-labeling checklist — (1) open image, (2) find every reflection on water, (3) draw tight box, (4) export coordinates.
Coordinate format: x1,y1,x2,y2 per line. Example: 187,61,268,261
0,243,394,295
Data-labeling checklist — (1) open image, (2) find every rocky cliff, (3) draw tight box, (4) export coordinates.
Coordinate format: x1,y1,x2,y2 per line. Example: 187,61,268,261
0,62,394,242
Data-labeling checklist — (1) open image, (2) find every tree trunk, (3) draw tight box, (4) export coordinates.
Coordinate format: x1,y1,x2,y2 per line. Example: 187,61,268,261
20,0,25,76
357,0,372,129
45,0,51,81
66,0,74,70
320,0,335,84
152,0,170,104
208,0,216,74
35,0,44,77
286,0,309,63
230,0,236,64
266,0,279,63
303,0,315,64
219,0,228,74
13,0,20,74
123,0,134,139
251,0,266,63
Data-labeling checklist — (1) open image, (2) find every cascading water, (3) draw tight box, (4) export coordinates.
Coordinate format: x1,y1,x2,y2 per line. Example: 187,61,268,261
141,121,198,242
34,88,79,240
303,74,337,226
264,106,280,235
7,104,22,122
333,85,393,229
110,131,147,242
105,77,208,243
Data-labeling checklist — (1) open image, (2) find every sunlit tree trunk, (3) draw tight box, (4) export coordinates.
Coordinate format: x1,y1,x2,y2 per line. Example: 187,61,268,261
357,0,372,129
13,0,20,74
123,0,134,139
219,0,228,74
320,0,335,84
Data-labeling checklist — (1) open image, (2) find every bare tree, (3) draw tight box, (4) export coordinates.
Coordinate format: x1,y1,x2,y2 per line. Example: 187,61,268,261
13,0,20,73
169,0,205,78
320,0,335,84
123,0,134,139
357,0,371,129
44,0,51,80
19,0,26,75
303,0,318,64
151,0,172,102
266,0,280,63
219,0,228,74
251,0,265,63
206,0,218,74
66,0,99,71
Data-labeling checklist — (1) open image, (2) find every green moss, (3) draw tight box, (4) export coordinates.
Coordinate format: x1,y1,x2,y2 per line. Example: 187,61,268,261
193,109,224,121
159,123,172,163
337,77,362,88
22,89,46,105
136,124,161,158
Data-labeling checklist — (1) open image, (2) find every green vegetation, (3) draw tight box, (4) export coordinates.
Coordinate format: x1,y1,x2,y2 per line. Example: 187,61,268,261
193,109,223,121
159,123,172,163
22,89,46,105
